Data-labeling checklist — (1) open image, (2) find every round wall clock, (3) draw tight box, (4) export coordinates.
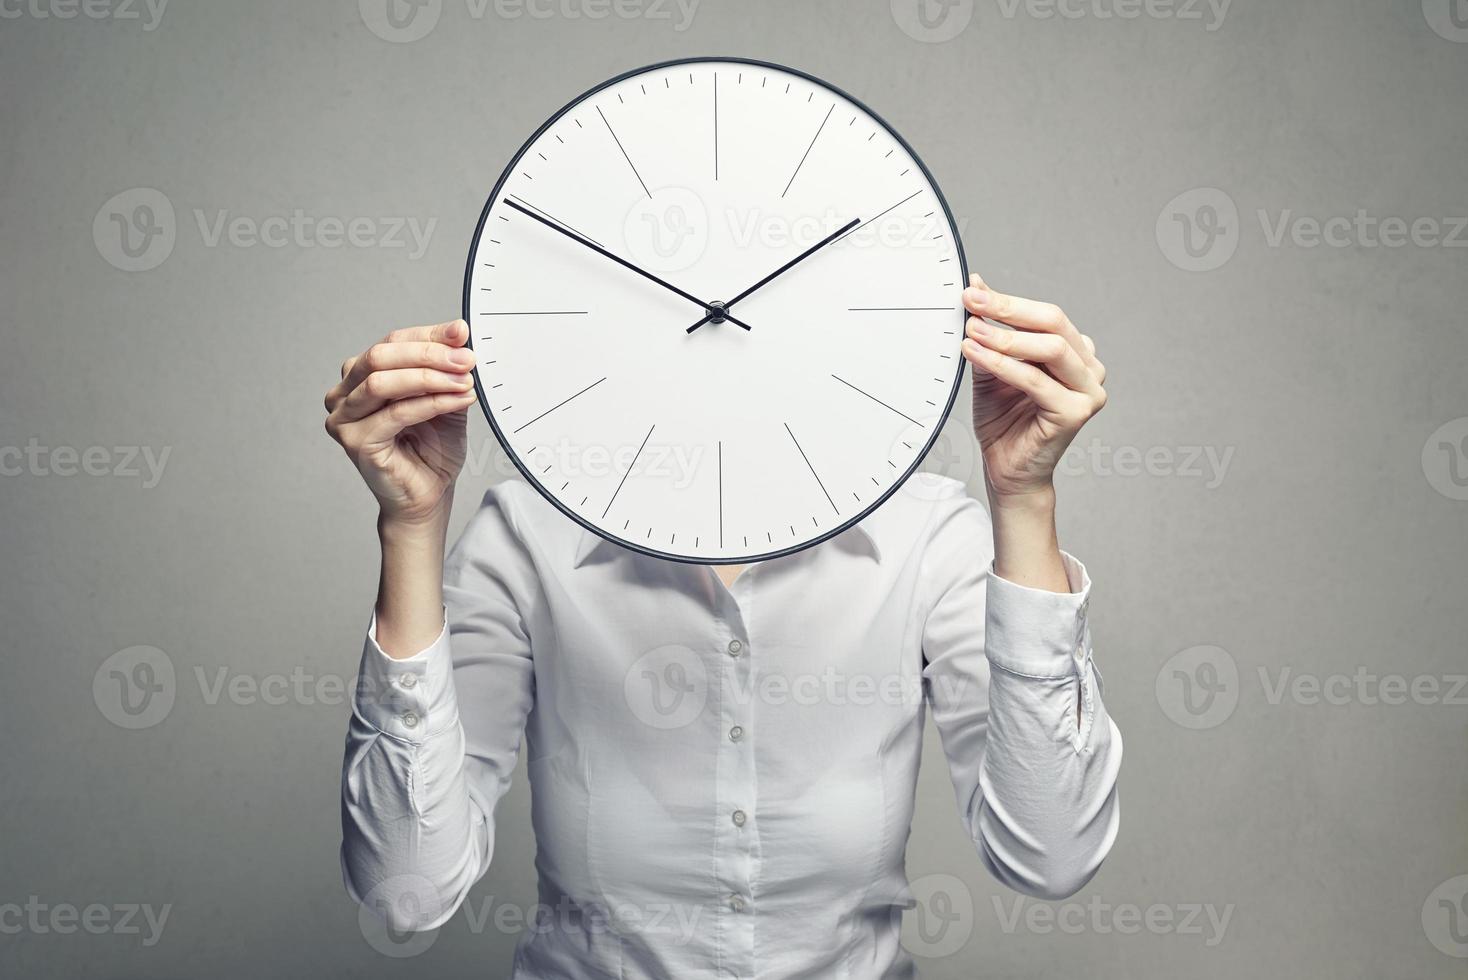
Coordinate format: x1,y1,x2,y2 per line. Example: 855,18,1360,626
463,57,967,564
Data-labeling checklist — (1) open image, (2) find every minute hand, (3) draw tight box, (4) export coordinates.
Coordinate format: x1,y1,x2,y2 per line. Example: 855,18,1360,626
504,200,755,331
686,217,860,334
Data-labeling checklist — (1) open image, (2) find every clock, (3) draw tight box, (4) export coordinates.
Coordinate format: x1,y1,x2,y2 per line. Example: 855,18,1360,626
463,57,967,564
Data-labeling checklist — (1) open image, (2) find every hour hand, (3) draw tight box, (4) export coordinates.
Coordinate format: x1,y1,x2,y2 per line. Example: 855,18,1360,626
504,199,755,330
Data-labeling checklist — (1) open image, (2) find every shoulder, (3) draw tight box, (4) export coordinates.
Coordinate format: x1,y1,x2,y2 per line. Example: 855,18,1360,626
857,475,993,569
452,478,583,567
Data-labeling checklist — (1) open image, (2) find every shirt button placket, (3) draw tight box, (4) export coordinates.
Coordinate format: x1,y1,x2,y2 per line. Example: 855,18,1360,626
718,606,756,972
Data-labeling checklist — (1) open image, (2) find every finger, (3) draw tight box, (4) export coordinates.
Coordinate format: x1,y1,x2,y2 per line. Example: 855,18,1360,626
384,318,468,348
331,334,476,409
333,367,475,423
966,317,1098,393
962,339,1080,416
343,390,478,448
963,274,1088,358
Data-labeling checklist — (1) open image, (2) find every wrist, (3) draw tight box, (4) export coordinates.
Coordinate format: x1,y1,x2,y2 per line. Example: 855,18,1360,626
986,482,1056,517
378,501,451,549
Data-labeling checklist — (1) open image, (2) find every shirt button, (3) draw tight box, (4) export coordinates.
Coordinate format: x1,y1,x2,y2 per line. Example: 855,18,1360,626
731,809,747,827
729,725,744,742
728,894,746,913
402,711,420,730
727,639,743,657
399,673,417,689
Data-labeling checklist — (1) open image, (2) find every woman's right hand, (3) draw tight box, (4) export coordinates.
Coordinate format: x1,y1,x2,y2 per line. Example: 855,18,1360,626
324,319,478,527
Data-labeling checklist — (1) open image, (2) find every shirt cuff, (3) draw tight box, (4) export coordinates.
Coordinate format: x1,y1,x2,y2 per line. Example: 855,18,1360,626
354,613,460,743
984,552,1092,679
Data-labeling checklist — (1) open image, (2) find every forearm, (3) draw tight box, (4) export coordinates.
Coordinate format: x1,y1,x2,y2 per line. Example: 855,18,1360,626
375,500,452,659
988,485,1070,594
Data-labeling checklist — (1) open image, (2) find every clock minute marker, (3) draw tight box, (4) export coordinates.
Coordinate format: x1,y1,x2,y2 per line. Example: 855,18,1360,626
784,422,839,515
511,377,608,434
602,423,655,519
831,374,924,427
781,104,834,199
596,105,651,199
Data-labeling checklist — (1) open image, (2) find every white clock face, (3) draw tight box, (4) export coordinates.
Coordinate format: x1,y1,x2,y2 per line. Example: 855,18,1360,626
465,58,966,563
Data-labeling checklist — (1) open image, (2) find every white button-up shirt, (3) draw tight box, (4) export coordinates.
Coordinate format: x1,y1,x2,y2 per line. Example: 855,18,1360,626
341,477,1121,978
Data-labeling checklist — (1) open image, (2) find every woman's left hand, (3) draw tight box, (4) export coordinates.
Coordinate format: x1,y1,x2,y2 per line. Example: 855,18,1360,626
960,273,1108,502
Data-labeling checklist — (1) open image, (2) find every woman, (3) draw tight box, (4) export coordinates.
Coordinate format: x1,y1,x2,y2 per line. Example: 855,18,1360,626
325,274,1120,978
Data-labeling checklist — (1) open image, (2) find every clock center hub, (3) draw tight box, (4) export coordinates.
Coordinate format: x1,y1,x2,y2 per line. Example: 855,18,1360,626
706,300,728,324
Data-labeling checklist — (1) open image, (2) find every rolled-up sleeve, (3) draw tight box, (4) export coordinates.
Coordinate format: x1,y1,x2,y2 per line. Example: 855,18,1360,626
921,495,1122,901
340,487,538,931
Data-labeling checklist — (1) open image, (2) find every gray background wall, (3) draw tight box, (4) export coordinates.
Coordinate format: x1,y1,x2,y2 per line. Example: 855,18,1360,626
2,1,1465,976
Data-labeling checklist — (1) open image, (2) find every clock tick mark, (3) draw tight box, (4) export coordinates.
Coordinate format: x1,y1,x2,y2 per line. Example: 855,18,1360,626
832,374,924,427
602,423,655,519
512,377,607,434
781,104,834,199
597,105,652,198
784,422,840,515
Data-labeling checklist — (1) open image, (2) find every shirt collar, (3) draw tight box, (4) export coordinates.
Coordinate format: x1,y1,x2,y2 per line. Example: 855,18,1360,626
573,516,884,568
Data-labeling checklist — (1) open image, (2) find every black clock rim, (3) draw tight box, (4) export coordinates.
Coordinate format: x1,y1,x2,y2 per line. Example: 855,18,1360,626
461,56,970,566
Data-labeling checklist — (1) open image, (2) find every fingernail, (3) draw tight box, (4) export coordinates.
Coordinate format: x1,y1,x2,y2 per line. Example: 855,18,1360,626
964,286,989,307
968,317,993,336
451,349,475,367
969,273,984,288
